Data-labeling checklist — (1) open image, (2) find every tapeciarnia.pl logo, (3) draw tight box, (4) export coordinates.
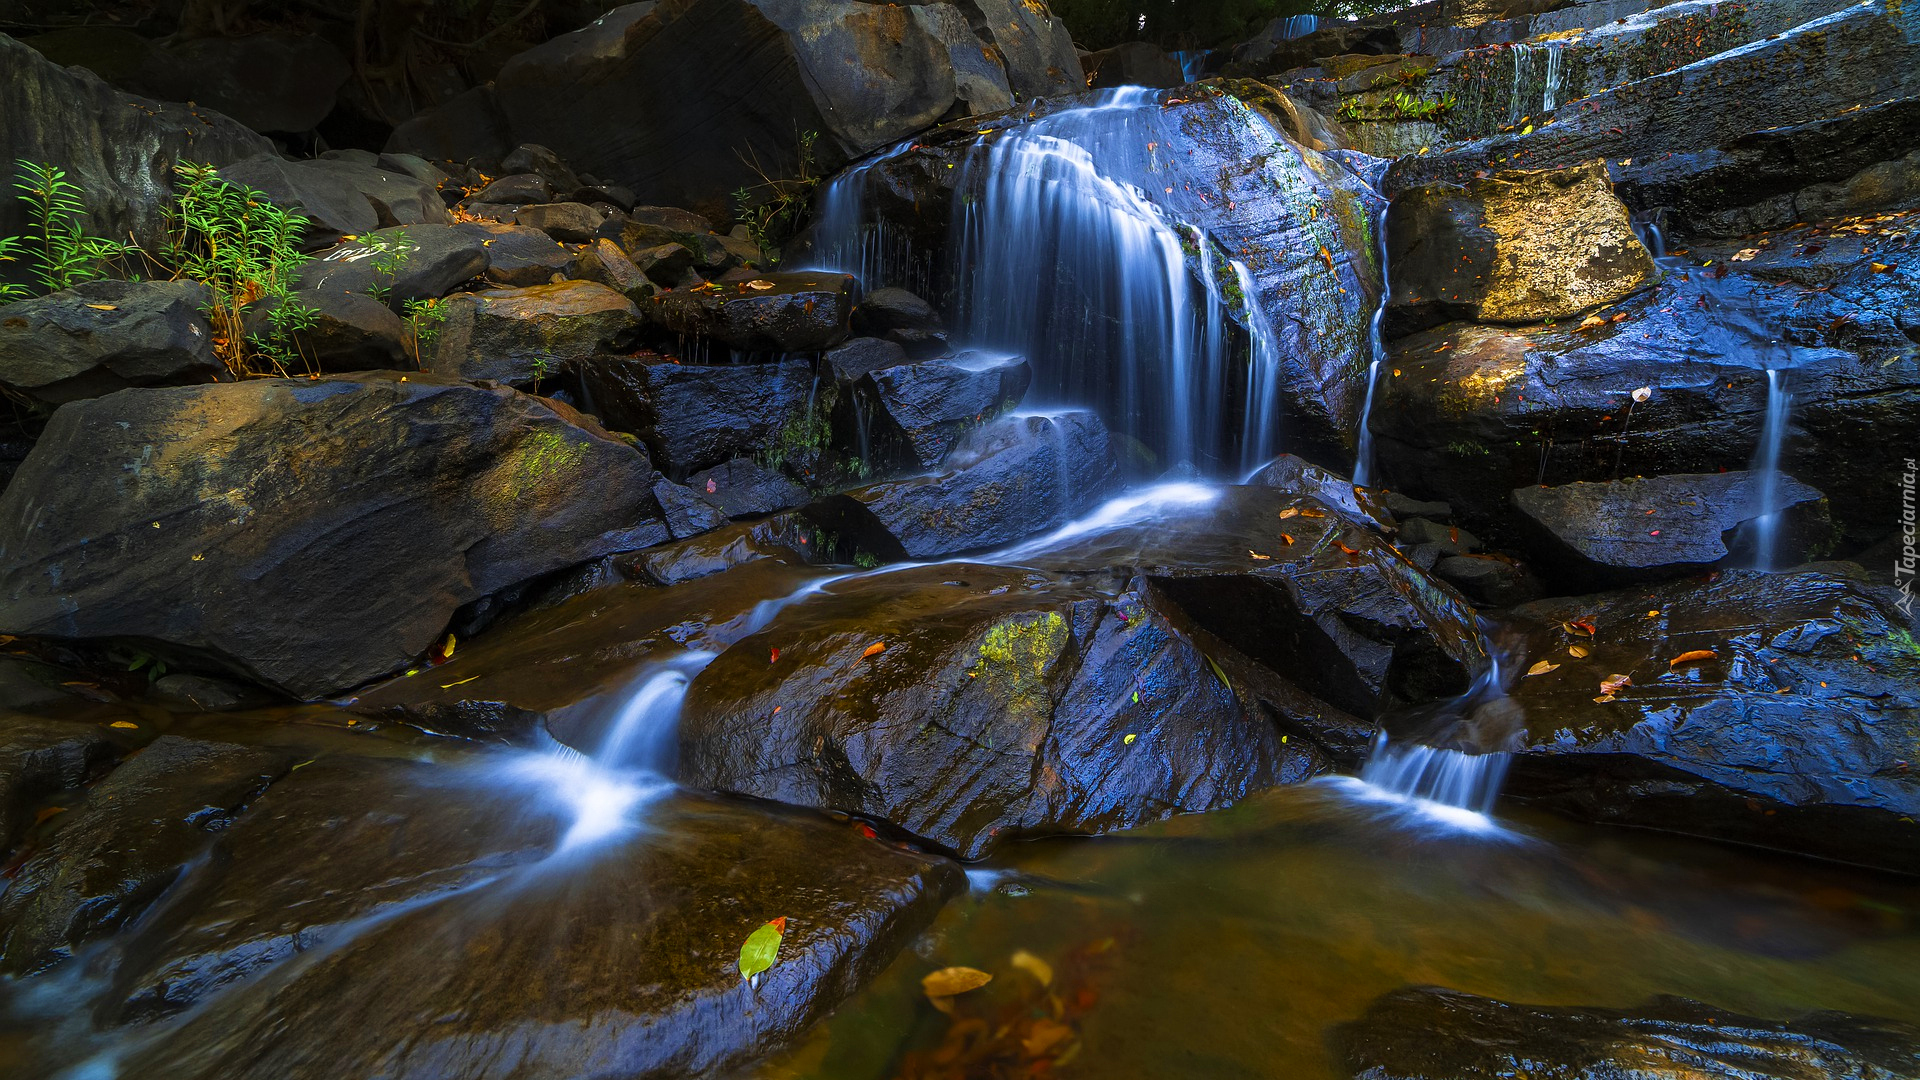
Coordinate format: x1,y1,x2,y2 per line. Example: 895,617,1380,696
1899,458,1917,618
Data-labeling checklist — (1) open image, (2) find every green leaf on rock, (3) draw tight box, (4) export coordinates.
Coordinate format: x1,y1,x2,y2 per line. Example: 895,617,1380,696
739,917,787,984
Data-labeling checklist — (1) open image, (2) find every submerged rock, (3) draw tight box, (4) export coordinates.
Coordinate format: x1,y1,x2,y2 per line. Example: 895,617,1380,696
0,736,293,976
801,411,1120,561
681,563,1318,858
1504,567,1920,875
1338,985,1920,1080
0,374,669,699
113,788,961,1080
1513,470,1837,586
1385,161,1656,335
0,280,224,405
0,716,119,854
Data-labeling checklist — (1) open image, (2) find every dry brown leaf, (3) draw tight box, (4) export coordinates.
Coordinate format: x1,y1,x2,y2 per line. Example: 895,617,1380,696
1593,693,1616,704
861,642,886,659
922,966,992,997
1279,533,1295,545
1669,649,1718,667
1600,673,1633,695
1577,314,1607,332
1525,660,1560,677
1277,508,1300,519
1568,644,1591,658
1023,1018,1075,1057
1248,550,1271,560
743,279,777,290
1730,248,1761,262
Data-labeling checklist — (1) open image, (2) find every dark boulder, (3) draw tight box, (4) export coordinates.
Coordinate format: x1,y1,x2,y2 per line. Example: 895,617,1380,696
1433,554,1542,608
427,281,639,387
1385,161,1657,336
1245,453,1394,531
293,224,490,308
681,563,1320,858
630,242,698,288
652,478,731,540
111,785,961,1080
1338,986,1920,1080
0,374,670,699
1513,470,1837,587
0,280,223,405
252,289,409,373
825,336,908,381
0,736,293,976
852,286,947,356
1504,567,1920,875
802,411,1120,561
217,155,450,246
852,351,1031,469
578,355,815,477
0,33,271,257
576,238,656,302
454,222,579,287
690,457,809,519
513,201,609,243
136,32,350,135
647,272,856,353
470,172,554,206
1084,42,1187,89
0,717,119,855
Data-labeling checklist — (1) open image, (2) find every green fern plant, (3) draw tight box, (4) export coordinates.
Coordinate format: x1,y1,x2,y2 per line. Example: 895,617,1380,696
6,160,131,295
168,162,316,377
403,297,447,367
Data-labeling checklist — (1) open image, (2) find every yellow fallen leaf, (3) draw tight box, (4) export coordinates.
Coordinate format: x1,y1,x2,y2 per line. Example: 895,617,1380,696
861,641,886,659
743,279,777,290
1011,949,1053,986
1023,1018,1075,1057
1123,733,1137,745
1669,649,1717,667
1526,660,1559,676
1600,673,1633,695
1568,644,1590,658
1730,248,1761,262
922,966,992,997
1248,549,1271,560
109,720,139,729
85,303,117,310
1277,508,1300,519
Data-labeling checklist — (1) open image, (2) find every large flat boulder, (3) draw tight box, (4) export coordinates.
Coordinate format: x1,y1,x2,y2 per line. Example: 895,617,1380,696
427,281,640,387
0,374,671,699
218,155,450,247
681,563,1320,858
0,280,224,405
1503,567,1920,875
0,33,271,260
1385,161,1656,335
292,224,490,308
645,271,855,353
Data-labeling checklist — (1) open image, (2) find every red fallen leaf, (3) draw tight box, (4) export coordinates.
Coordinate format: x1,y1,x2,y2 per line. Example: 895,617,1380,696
1279,533,1295,545
1669,649,1718,667
1565,619,1598,636
861,642,886,659
770,647,781,664
857,822,878,839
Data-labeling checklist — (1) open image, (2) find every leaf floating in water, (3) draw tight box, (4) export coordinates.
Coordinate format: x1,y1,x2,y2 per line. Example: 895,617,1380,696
1600,673,1633,696
1568,645,1591,658
923,966,993,998
1279,533,1295,545
1525,660,1560,676
742,279,777,290
1010,949,1053,986
1247,550,1271,560
1669,649,1718,667
861,642,886,660
108,720,138,729
1564,619,1597,637
738,917,787,985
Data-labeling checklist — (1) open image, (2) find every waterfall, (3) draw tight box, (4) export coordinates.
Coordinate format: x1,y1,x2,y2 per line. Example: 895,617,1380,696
1352,204,1394,487
1750,369,1794,570
809,88,1288,474
1507,42,1569,125
1170,49,1208,82
1278,14,1320,40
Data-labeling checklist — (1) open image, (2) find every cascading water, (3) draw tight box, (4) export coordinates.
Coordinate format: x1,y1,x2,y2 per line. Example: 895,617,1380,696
807,88,1289,474
1170,49,1208,82
1352,204,1394,487
1276,13,1320,40
1750,368,1794,570
1506,41,1568,125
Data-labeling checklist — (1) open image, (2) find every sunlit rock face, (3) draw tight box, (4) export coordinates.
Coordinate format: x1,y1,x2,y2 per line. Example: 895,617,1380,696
804,84,1387,470
0,374,673,699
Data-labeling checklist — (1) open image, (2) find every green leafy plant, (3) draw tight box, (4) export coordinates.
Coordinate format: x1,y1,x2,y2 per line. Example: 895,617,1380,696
168,162,316,377
0,235,26,302
360,231,418,301
732,129,821,268
4,160,131,296
403,297,448,366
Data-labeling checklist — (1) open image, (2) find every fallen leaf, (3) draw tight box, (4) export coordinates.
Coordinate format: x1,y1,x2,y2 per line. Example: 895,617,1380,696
439,675,481,689
1297,508,1327,519
1011,949,1053,986
1870,262,1897,274
1277,508,1300,519
922,966,993,997
109,720,139,729
1247,549,1271,560
770,647,781,663
1593,693,1616,703
1564,619,1597,636
861,642,886,659
1577,314,1607,332
1023,1018,1075,1057
1279,533,1295,545
33,806,65,825
743,279,777,290
1669,649,1718,667
1600,673,1633,695
84,303,117,310
1568,644,1591,658
1526,660,1560,676
1730,248,1761,262
738,917,787,984
1123,733,1138,745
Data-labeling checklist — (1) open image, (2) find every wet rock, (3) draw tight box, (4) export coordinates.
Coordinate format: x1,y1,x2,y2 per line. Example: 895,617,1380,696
1245,453,1394,531
1504,568,1920,875
383,83,513,169
630,242,697,287
1382,491,1452,520
1514,471,1837,586
454,222,579,287
576,238,656,302
1023,485,1486,728
218,155,450,246
115,790,961,1080
0,280,222,405
647,271,856,353
0,717,119,854
293,224,490,308
1369,272,1920,545
802,411,1120,561
500,144,581,191
652,478,731,540
852,286,947,355
682,564,1317,858
689,458,809,519
1433,554,1541,607
1397,517,1481,557
1338,985,1920,1080
825,336,908,382
470,172,554,206
513,201,606,242
427,281,639,387
578,355,814,477
0,34,271,255
1386,161,1656,335
1085,42,1187,89
149,673,266,712
0,736,293,976
853,351,1032,469
603,219,738,274
252,289,409,373
0,374,669,699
